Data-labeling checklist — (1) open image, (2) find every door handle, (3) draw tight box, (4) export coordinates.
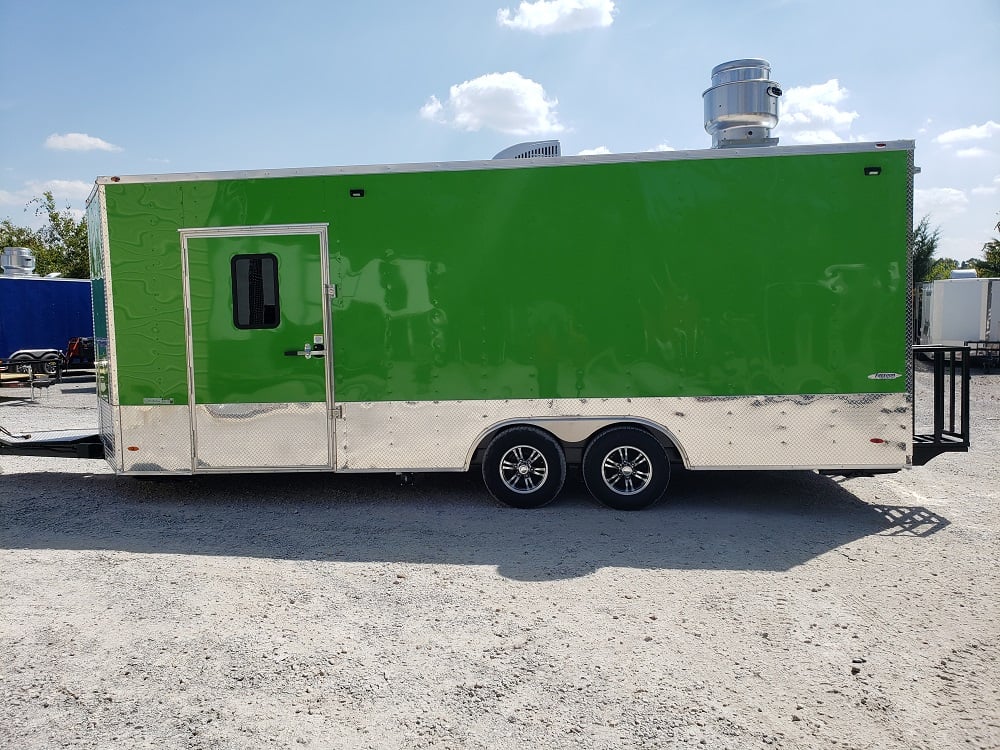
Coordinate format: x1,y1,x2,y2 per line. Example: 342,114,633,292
284,344,325,358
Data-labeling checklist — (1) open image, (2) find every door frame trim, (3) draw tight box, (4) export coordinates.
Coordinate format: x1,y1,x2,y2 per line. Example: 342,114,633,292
179,224,333,471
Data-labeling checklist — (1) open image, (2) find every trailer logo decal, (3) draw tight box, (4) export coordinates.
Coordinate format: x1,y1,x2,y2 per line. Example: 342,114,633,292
867,372,902,380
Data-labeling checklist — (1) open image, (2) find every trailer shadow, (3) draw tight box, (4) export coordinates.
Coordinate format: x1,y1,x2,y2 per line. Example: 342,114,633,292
0,357,982,584
0,465,949,581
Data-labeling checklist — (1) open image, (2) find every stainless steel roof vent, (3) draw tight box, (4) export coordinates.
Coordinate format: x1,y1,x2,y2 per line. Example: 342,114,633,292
492,140,561,160
1,246,37,276
703,59,782,148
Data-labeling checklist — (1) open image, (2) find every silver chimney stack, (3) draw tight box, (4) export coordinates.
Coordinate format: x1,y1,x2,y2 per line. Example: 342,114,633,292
1,247,37,276
703,59,782,148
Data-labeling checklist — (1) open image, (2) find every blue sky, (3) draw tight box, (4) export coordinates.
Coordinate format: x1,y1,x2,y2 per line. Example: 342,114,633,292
1,0,998,260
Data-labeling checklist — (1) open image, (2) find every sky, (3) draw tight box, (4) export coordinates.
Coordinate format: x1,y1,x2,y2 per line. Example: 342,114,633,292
1,0,998,260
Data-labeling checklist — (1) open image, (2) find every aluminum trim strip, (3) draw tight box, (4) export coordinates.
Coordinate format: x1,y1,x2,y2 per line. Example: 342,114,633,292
177,223,331,240
96,141,916,186
906,150,916,399
97,185,122,408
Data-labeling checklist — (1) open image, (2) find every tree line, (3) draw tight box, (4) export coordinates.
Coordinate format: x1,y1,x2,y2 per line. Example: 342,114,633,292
0,192,89,278
913,213,1000,282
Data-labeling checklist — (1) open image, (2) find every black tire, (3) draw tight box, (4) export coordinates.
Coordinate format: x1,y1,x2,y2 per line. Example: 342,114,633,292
13,360,33,375
582,426,670,511
481,426,566,509
42,358,60,376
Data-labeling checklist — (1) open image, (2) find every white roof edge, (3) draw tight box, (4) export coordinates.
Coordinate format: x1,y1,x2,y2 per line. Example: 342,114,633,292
95,140,916,186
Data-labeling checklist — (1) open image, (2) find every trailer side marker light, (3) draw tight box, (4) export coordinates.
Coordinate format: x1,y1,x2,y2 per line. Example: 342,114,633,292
127,446,140,451
864,167,882,176
349,188,365,198
869,438,885,444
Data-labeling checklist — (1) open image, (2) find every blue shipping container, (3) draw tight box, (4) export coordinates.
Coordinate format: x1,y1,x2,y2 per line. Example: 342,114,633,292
0,277,94,357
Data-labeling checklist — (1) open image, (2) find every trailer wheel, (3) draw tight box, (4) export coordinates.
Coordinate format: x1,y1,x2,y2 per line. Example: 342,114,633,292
582,426,670,511
41,357,60,375
482,426,566,509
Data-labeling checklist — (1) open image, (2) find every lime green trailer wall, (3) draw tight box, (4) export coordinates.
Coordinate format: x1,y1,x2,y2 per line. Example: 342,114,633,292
86,141,916,507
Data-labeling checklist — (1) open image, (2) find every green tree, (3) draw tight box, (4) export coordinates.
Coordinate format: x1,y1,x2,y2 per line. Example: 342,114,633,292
0,192,89,278
912,215,941,283
0,219,42,258
974,215,1000,278
31,192,90,278
927,257,958,280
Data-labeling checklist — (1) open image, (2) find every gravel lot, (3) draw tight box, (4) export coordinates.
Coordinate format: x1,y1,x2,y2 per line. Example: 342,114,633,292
2,370,998,749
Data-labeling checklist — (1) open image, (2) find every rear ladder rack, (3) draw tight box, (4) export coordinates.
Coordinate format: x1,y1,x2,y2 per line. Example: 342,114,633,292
912,345,970,466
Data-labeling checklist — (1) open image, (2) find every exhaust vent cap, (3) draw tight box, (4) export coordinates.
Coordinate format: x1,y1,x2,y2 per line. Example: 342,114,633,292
703,58,782,148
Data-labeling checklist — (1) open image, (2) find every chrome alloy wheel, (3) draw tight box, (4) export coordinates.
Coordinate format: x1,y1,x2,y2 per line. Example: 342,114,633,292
600,446,653,495
499,445,549,494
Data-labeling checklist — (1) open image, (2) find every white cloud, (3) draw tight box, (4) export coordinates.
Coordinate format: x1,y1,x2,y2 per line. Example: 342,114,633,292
914,187,969,221
0,180,92,209
30,179,93,199
648,143,676,152
497,0,615,34
577,146,610,155
776,79,859,145
956,147,991,159
419,96,443,121
44,132,122,152
421,72,563,135
0,190,21,206
971,186,997,196
934,121,1000,146
785,129,846,145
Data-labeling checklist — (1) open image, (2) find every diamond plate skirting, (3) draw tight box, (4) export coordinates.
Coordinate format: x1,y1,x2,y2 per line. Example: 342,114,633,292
98,398,119,471
337,394,911,472
194,402,330,469
112,393,910,474
119,404,193,472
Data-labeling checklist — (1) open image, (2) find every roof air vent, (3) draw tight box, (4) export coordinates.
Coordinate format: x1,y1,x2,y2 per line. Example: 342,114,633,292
492,140,561,160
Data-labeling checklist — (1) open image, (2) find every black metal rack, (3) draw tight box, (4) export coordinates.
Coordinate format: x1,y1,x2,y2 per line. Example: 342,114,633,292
912,345,970,466
964,339,999,373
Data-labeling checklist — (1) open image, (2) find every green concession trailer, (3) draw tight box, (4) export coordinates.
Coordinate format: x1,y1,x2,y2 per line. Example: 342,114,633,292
47,135,957,511
1,59,969,509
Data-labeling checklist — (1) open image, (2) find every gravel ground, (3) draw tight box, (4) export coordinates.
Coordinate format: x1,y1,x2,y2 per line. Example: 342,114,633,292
1,370,998,749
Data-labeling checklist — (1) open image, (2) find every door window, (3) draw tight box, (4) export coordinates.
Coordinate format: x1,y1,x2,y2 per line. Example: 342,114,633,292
231,253,280,329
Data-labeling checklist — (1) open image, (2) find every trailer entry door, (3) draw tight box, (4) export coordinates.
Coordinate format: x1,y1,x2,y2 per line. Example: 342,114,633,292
181,225,333,470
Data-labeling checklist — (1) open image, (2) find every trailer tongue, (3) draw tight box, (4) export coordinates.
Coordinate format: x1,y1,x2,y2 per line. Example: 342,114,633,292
0,425,104,459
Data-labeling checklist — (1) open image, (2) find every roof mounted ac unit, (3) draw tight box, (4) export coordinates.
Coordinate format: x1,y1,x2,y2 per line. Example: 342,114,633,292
492,140,561,160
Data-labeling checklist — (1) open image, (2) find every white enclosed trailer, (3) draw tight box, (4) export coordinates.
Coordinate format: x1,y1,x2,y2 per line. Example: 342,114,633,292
918,277,999,346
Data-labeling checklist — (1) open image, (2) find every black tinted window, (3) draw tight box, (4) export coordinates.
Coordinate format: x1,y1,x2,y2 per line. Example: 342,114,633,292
231,254,280,329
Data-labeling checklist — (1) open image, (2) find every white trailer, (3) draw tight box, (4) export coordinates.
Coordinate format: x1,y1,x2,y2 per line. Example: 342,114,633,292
918,277,999,346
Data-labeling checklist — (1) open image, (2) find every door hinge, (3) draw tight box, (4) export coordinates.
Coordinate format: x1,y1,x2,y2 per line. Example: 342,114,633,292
326,283,338,298
331,405,343,419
